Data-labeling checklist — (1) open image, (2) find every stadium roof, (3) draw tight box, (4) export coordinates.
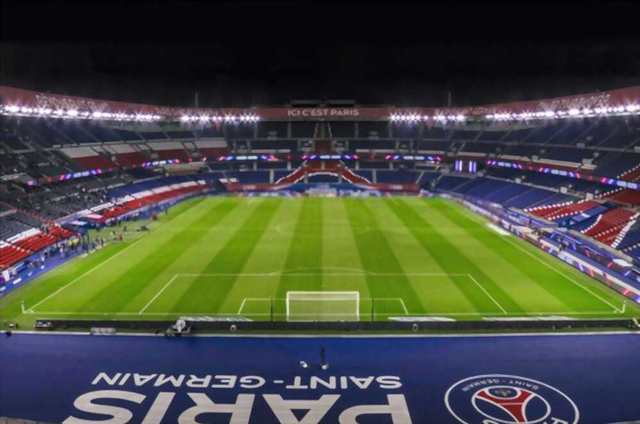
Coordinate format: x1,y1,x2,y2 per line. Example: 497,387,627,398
2,84,640,123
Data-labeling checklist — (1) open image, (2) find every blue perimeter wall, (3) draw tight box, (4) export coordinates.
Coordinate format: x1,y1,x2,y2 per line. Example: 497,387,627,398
0,332,639,423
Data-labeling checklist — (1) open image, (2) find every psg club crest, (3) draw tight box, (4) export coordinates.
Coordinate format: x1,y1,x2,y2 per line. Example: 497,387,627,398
444,374,579,424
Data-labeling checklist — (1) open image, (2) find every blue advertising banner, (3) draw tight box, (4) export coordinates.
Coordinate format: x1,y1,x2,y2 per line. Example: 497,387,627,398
1,332,639,423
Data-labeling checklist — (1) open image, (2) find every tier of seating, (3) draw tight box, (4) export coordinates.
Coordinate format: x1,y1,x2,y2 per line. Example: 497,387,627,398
98,183,207,221
581,209,639,246
432,172,639,259
613,225,640,250
436,176,577,210
603,188,640,206
0,206,74,269
0,241,33,269
3,114,639,191
528,200,600,220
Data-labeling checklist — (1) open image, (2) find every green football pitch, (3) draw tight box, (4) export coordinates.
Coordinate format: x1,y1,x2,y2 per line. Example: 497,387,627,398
1,196,638,326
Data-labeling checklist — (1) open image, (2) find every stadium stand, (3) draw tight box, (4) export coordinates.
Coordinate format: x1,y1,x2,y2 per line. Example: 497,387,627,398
1,85,639,262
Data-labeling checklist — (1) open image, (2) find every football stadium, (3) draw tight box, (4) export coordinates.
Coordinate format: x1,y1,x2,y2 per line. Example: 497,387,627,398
2,84,640,423
2,9,640,420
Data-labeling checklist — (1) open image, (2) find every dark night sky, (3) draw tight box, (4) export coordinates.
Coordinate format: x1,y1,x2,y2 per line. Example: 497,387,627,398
1,0,640,108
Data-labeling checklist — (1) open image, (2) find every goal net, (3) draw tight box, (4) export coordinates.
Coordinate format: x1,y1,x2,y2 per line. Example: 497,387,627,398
286,291,360,322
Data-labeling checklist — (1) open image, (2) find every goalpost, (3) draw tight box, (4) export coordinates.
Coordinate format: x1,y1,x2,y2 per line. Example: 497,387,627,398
286,291,360,322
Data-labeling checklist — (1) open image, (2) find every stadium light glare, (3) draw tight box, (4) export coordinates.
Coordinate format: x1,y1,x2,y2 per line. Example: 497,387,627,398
6,105,20,113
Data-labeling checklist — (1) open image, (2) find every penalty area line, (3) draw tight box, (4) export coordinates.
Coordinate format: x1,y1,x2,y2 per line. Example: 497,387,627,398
237,298,271,315
139,275,179,314
376,298,409,315
467,274,507,315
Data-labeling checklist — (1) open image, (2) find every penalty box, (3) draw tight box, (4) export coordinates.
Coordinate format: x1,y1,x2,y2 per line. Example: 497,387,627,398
143,273,424,319
142,272,487,319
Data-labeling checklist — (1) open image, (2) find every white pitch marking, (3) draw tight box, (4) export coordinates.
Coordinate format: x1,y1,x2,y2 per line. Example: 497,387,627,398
175,272,470,277
27,238,143,313
237,298,271,315
237,298,247,315
399,299,409,315
30,310,618,317
139,275,179,314
417,311,618,316
502,235,622,313
467,274,508,315
376,298,409,314
33,311,269,316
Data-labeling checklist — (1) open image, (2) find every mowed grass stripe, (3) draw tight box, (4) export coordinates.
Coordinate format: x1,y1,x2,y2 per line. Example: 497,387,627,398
275,198,324,300
31,197,209,312
320,199,370,297
366,198,479,314
387,197,524,313
408,198,568,312
435,199,620,311
217,199,305,315
5,198,204,318
172,198,283,313
74,199,239,313
128,198,261,312
345,198,426,315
